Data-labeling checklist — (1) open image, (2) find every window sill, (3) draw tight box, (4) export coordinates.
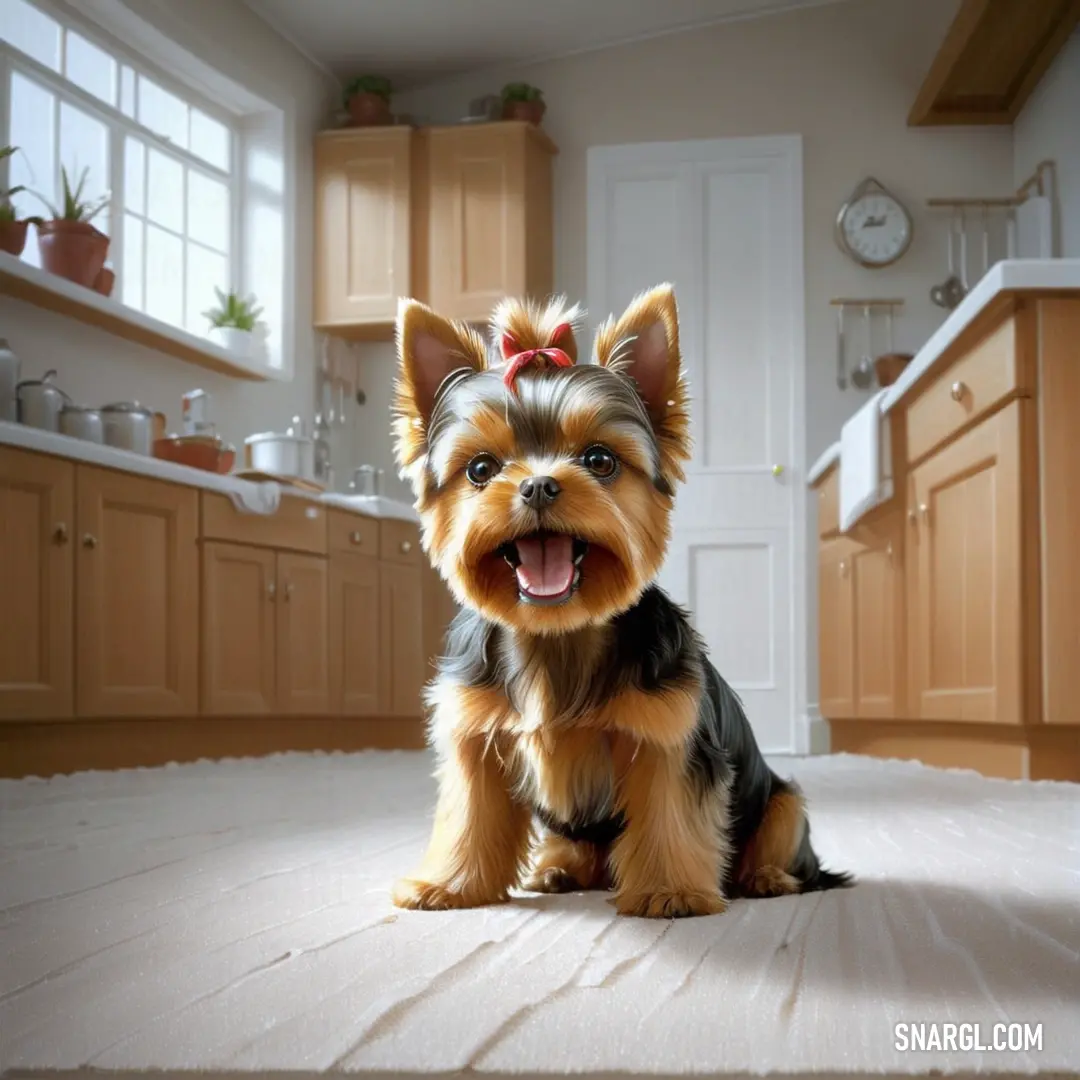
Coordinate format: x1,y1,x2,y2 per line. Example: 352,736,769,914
0,252,282,383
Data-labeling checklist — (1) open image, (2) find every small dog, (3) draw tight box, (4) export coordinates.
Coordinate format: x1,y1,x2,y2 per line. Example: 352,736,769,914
390,284,850,918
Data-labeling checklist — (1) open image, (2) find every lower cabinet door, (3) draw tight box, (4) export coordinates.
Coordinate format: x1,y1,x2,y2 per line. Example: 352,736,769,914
76,466,198,716
277,552,330,715
379,561,425,717
201,542,276,715
329,551,381,716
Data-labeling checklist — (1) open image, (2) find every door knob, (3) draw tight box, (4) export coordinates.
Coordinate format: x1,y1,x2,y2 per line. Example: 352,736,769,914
82,533,98,549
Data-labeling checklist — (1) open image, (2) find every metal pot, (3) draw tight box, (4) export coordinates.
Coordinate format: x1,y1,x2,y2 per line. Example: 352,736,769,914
348,464,385,496
100,401,155,455
245,416,315,480
0,338,19,423
16,369,70,432
59,403,104,444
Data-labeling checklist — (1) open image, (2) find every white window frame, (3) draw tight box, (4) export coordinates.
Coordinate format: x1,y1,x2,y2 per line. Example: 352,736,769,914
0,0,291,375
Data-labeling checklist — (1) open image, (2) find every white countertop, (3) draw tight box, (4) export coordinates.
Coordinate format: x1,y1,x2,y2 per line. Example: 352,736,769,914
809,259,1080,488
880,258,1080,413
0,421,419,521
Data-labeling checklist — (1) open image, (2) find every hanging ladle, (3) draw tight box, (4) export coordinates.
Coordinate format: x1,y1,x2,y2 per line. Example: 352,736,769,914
851,304,875,389
931,209,967,310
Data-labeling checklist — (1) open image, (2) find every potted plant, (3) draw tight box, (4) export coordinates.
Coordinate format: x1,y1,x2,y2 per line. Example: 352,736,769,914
501,82,546,125
0,145,42,257
343,75,393,126
31,164,110,288
203,287,263,356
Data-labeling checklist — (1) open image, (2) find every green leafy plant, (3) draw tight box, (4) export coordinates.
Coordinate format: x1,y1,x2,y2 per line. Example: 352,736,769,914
501,82,544,104
203,287,263,332
343,74,392,106
31,164,109,224
0,145,41,226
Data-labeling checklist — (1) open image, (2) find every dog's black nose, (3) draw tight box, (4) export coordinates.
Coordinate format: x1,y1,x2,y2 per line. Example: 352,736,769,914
519,475,561,509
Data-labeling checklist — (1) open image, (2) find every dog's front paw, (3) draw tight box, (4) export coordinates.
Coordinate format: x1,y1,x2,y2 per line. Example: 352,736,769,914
392,878,506,911
615,888,728,919
523,867,582,894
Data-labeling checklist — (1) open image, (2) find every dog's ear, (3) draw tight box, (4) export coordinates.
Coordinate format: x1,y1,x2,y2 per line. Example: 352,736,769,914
393,299,488,483
595,283,691,480
395,298,487,427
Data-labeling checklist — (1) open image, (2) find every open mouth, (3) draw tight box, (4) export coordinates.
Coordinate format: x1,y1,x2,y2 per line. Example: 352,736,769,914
498,531,588,606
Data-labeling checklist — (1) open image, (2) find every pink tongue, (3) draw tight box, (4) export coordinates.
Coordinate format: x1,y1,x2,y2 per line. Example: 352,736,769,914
514,535,574,597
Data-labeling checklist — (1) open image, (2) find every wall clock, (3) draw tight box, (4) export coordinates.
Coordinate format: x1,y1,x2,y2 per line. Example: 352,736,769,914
835,177,913,268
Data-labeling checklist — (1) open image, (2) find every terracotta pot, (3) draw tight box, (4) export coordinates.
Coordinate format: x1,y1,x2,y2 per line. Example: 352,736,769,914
93,266,115,297
37,220,109,289
875,352,914,388
0,219,28,257
502,99,546,125
347,92,391,126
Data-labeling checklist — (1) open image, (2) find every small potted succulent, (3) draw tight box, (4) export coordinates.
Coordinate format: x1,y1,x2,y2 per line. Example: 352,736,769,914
203,287,264,357
343,75,393,126
501,82,546,125
32,164,110,288
0,145,42,257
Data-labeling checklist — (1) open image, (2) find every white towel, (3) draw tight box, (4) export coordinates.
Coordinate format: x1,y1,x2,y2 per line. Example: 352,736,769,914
226,480,282,515
839,389,892,532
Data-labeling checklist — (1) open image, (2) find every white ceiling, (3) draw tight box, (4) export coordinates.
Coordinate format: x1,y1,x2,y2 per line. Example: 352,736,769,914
243,0,845,89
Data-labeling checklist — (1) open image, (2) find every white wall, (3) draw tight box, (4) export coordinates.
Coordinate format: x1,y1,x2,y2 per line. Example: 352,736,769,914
1,0,340,456
1014,28,1080,258
349,0,1016,718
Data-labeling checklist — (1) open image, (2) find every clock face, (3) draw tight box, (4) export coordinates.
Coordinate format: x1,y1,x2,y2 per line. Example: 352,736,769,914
839,188,912,267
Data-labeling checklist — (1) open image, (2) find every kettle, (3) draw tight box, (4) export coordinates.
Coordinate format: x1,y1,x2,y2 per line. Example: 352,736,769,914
16,369,70,432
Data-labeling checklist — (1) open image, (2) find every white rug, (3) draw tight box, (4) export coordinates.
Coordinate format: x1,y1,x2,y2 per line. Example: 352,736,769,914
0,750,1077,1078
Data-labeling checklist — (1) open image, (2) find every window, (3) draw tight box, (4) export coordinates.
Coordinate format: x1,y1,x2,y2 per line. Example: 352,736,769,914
1,0,240,345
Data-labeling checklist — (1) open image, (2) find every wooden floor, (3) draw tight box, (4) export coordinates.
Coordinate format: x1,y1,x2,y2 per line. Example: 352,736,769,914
1,750,1077,1077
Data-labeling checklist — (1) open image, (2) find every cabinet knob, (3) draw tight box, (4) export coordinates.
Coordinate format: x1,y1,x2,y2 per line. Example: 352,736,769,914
267,581,276,601
919,503,929,525
285,582,294,602
772,464,784,477
82,533,98,549
349,530,363,545
950,380,966,402
908,509,917,525
839,560,848,577
53,523,69,545
400,540,412,554
886,542,893,559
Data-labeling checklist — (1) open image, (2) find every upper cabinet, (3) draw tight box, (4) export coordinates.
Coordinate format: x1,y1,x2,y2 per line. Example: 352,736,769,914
909,0,1080,126
421,122,557,324
313,122,557,337
314,127,414,338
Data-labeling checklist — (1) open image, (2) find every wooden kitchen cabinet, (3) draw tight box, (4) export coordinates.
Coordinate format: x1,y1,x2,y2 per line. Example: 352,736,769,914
201,542,277,715
313,126,413,336
201,544,329,715
276,553,330,714
424,121,556,323
0,447,74,720
329,551,381,716
380,559,425,716
817,534,855,719
908,401,1025,724
76,466,198,717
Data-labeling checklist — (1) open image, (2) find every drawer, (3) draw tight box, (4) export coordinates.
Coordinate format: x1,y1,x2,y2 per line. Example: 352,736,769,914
380,518,421,565
328,509,379,555
906,315,1025,464
201,492,327,555
816,466,839,536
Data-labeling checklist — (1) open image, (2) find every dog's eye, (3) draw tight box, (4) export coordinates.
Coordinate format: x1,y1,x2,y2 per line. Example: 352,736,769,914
582,445,617,479
465,453,501,487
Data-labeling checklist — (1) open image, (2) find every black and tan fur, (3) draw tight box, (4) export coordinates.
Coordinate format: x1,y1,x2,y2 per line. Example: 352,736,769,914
390,285,851,918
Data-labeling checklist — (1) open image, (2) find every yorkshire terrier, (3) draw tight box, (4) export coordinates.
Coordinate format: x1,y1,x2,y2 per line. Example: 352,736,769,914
390,284,850,918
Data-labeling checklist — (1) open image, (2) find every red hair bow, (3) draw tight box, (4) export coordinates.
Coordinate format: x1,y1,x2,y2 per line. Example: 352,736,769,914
500,322,574,391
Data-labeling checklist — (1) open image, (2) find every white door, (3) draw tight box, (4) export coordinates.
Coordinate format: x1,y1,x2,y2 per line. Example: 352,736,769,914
587,136,806,753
